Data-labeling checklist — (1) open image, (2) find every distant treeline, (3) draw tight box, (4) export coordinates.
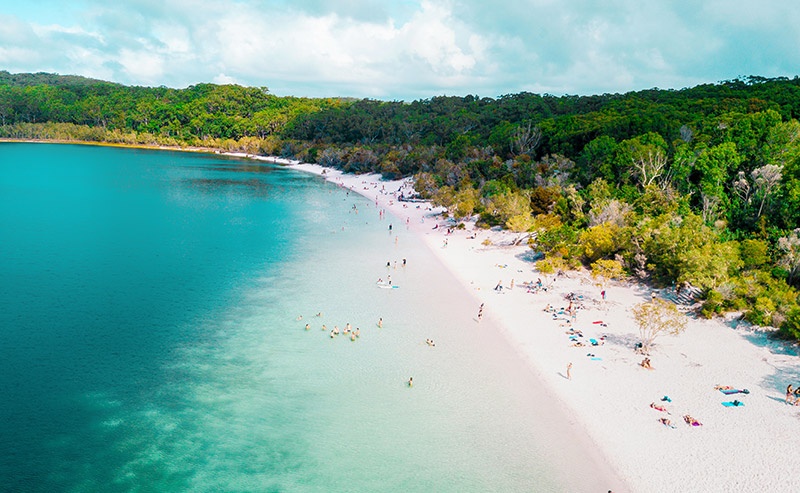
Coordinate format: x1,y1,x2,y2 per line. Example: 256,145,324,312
4,71,800,339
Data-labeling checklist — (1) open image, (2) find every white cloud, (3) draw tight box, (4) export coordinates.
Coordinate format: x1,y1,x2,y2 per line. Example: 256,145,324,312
213,73,238,85
118,47,165,84
2,0,800,99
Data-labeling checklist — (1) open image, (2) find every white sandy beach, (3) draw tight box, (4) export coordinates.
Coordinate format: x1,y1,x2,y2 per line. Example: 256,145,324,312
243,155,800,492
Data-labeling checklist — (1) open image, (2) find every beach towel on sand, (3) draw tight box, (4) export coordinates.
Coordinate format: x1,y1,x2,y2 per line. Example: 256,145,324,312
719,388,749,395
722,400,745,407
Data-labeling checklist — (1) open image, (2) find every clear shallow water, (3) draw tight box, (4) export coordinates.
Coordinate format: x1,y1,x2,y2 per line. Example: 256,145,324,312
0,143,601,492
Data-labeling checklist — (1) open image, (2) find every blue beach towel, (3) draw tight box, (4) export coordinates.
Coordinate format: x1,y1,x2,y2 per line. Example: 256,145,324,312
590,357,602,361
722,400,745,407
720,388,749,395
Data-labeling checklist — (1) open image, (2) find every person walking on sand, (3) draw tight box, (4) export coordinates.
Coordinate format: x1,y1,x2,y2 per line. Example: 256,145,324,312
567,362,573,380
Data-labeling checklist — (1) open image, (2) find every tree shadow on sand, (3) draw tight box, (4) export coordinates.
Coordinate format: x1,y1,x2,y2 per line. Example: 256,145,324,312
726,318,800,401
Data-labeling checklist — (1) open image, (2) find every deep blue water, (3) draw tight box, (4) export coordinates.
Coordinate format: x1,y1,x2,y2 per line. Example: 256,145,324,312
0,143,611,492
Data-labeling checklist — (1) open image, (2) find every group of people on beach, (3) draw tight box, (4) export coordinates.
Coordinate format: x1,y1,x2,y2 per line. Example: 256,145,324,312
650,399,703,428
785,384,800,405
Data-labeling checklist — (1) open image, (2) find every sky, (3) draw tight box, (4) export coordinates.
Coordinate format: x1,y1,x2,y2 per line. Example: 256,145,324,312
1,0,798,101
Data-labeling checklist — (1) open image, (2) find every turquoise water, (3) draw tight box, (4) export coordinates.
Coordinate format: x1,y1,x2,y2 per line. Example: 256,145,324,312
0,143,607,492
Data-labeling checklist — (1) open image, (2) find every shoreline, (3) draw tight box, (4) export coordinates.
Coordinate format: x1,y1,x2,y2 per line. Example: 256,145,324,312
281,162,800,493
6,139,800,490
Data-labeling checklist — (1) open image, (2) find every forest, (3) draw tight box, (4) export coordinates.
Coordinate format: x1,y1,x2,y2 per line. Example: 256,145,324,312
3,70,800,339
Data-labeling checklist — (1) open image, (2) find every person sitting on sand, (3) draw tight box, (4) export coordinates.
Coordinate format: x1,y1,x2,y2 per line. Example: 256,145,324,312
794,386,800,406
640,357,653,369
683,415,702,426
787,384,795,404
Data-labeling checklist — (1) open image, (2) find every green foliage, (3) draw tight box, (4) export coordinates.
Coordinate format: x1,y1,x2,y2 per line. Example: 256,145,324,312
632,299,688,352
485,190,534,232
590,259,626,291
780,308,800,340
579,223,620,262
700,290,725,319
451,187,480,220
739,239,769,269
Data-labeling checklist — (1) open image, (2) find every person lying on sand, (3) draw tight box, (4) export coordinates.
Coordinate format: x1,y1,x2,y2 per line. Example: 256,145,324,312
683,415,702,426
659,417,676,428
650,402,669,413
715,384,734,390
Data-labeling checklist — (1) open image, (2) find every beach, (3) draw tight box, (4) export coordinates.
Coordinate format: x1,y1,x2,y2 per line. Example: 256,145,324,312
278,160,800,493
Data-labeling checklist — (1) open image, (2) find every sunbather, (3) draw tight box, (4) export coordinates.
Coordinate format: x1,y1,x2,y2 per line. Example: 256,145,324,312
683,415,702,426
650,402,669,413
658,417,675,428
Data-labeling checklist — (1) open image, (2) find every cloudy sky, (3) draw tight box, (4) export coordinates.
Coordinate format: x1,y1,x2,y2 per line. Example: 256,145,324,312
1,0,798,100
